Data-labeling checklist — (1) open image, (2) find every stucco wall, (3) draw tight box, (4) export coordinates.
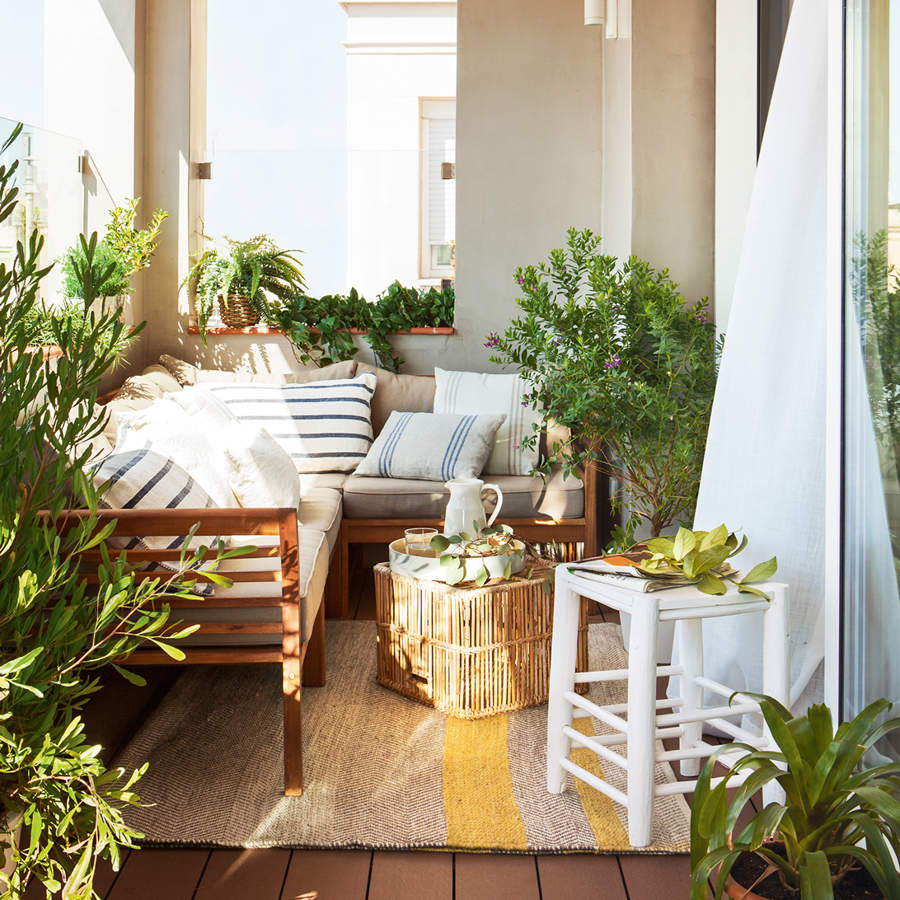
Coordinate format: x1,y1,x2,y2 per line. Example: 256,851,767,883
631,0,716,306
452,0,604,372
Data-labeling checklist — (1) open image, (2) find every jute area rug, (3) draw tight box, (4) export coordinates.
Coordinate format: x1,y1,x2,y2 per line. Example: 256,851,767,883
114,621,690,853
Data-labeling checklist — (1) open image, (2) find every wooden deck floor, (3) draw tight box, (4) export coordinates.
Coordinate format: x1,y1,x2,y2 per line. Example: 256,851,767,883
33,558,739,899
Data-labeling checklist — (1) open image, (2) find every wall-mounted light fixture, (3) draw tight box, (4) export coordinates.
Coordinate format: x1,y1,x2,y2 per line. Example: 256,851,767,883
584,0,605,26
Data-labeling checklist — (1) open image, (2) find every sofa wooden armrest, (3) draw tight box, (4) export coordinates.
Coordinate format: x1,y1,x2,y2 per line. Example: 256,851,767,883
52,507,322,797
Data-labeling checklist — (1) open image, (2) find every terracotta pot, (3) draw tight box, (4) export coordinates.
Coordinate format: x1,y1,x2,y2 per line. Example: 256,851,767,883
724,873,769,900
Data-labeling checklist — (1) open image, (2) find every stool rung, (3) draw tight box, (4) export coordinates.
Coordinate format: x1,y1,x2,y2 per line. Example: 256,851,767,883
563,691,628,732
656,702,759,728
658,600,769,622
573,664,683,684
657,741,720,762
563,725,627,770
654,767,753,797
602,697,684,717
560,758,629,807
568,711,685,741
706,716,766,744
695,676,757,704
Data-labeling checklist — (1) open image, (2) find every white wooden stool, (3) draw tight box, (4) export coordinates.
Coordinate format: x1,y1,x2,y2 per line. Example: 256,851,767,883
546,565,789,847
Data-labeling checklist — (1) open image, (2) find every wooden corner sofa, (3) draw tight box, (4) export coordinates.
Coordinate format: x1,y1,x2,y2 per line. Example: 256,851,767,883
82,355,607,796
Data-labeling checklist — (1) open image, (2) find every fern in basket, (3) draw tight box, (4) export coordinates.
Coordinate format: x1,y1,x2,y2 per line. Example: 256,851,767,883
184,234,306,336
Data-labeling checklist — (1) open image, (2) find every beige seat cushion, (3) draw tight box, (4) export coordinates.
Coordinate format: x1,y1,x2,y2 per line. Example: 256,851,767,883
356,362,435,435
299,472,348,492
297,487,342,553
341,466,584,520
179,525,328,646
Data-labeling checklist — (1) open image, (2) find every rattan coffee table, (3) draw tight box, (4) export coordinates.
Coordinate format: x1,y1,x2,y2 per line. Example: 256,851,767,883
374,561,588,719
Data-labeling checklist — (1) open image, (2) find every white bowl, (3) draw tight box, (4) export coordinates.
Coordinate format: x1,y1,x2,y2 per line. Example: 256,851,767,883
388,538,526,583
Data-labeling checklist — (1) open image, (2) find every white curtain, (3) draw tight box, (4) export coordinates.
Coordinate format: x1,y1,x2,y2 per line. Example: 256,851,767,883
678,0,827,713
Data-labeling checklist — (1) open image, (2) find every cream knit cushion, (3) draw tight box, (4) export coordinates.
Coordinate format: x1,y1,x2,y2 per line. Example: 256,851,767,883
433,368,542,476
113,398,238,508
355,411,505,481
222,422,301,510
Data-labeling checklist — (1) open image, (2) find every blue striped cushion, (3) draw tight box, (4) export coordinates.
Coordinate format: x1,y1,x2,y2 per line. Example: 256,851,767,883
355,411,506,481
205,373,377,473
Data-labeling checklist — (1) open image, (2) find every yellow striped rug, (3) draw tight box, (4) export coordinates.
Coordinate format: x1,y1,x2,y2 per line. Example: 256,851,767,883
116,621,690,853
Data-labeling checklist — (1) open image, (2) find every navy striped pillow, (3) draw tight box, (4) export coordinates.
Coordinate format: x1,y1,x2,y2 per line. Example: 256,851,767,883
94,449,218,577
206,373,377,473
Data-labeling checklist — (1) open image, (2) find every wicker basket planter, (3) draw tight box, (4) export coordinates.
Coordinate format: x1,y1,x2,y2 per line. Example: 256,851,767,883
374,562,589,718
218,294,260,328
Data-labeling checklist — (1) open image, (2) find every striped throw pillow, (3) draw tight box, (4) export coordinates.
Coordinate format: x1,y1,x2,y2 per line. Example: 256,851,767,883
355,411,506,481
93,449,218,575
433,368,542,475
206,373,377,473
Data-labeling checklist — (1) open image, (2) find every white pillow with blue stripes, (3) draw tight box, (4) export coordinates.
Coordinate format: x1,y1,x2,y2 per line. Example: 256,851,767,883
355,411,506,481
204,372,377,473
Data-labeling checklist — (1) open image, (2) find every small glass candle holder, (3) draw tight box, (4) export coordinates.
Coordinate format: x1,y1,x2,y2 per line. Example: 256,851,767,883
405,527,438,556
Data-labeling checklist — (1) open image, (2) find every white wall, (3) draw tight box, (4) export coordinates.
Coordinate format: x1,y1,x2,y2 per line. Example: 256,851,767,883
344,1,457,299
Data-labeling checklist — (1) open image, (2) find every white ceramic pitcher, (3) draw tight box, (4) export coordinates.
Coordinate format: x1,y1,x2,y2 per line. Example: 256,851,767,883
443,477,503,535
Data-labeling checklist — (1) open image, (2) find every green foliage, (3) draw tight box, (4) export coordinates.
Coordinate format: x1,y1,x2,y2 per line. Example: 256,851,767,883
184,234,306,336
60,240,129,300
269,281,455,374
640,525,777,597
21,299,131,362
102,198,168,278
690,695,900,900
61,198,167,300
430,523,517,586
0,124,228,899
488,228,719,537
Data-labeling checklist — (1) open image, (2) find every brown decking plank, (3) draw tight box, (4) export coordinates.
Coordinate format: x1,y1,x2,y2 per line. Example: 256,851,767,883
105,848,209,900
454,854,540,900
280,849,370,900
194,849,290,899
618,853,700,897
537,854,627,900
367,851,451,900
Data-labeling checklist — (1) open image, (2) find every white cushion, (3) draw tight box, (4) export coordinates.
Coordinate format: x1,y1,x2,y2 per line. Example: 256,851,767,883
204,373,377,474
223,422,301,510
433,368,542,475
113,397,238,508
354,411,506,481
167,385,236,431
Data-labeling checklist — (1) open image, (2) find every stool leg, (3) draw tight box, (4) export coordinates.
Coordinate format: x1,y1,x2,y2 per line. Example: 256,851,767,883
626,595,659,848
547,567,580,794
762,584,790,807
678,618,704,777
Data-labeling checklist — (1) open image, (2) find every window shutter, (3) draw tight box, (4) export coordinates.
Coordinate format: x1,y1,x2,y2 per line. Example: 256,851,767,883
428,117,455,245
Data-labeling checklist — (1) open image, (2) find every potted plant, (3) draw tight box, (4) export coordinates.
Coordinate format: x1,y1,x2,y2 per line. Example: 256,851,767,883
185,233,306,334
61,197,168,307
487,227,719,544
690,695,900,899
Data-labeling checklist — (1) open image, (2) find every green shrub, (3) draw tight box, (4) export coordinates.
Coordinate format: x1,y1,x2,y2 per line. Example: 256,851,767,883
488,228,718,539
0,124,227,900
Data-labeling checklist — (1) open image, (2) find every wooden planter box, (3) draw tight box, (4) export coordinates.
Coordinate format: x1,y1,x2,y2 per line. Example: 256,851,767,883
374,562,588,719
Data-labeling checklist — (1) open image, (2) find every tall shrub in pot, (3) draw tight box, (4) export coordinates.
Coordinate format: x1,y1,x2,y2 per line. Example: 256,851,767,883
488,228,719,541
0,124,229,899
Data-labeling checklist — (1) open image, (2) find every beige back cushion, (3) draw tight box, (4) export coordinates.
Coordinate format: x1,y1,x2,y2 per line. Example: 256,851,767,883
158,354,357,386
355,362,436,435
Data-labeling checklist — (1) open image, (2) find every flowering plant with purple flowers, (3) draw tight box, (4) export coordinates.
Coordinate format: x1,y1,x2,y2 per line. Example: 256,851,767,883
488,228,719,540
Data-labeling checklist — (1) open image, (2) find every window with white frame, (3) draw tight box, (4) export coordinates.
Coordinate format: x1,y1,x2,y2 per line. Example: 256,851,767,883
420,99,456,279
